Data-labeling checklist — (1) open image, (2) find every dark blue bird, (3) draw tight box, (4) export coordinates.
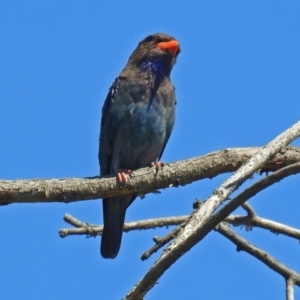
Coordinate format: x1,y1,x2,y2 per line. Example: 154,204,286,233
99,33,180,258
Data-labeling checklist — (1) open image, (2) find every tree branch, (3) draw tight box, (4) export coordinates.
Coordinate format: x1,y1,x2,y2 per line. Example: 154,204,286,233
1,147,300,204
286,277,295,300
208,161,300,233
124,120,300,300
60,161,300,264
59,214,188,237
228,203,300,241
60,209,300,258
216,222,300,287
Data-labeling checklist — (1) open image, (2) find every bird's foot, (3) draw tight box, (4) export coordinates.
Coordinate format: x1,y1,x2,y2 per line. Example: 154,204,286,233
116,169,132,183
150,161,165,170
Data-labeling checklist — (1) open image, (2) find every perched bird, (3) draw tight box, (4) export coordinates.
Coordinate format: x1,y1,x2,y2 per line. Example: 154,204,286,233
99,33,180,258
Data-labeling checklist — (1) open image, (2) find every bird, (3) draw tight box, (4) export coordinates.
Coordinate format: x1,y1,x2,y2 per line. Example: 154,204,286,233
99,33,180,259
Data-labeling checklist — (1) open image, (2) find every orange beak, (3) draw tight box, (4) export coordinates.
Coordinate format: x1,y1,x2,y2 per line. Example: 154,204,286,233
156,40,179,56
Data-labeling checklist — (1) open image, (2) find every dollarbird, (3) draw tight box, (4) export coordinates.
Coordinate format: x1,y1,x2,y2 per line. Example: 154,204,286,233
99,33,180,258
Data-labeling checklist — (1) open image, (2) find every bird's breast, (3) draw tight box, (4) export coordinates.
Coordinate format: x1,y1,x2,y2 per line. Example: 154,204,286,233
109,84,175,171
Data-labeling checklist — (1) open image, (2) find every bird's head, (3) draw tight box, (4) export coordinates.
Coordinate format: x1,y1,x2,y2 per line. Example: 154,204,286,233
127,33,181,77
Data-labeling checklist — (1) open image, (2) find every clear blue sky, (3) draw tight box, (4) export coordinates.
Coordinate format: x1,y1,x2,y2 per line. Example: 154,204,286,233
1,1,300,299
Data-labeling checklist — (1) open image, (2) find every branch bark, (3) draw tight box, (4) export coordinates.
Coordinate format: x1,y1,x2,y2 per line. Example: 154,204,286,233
59,214,187,237
1,147,300,204
286,277,295,300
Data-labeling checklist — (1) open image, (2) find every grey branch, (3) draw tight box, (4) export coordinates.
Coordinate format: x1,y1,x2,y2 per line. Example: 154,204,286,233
1,147,300,204
228,202,300,241
286,277,295,300
60,159,300,265
59,214,188,237
141,226,181,261
208,161,300,234
124,120,300,300
60,211,300,244
60,208,300,257
216,222,300,287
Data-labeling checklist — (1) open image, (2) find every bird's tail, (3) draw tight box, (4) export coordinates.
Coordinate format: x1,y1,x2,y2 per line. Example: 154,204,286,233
101,196,133,259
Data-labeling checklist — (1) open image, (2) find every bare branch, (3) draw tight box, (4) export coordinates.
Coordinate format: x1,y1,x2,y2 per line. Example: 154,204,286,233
241,202,255,218
124,121,300,300
63,213,91,228
227,214,300,240
216,222,300,287
141,226,181,261
209,161,300,231
1,147,300,204
59,214,188,237
59,214,101,237
286,277,295,300
60,211,300,244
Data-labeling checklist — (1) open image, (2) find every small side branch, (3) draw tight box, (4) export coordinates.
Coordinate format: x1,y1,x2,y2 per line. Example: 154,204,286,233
60,210,300,258
141,226,181,261
216,222,300,287
59,214,188,237
227,214,300,240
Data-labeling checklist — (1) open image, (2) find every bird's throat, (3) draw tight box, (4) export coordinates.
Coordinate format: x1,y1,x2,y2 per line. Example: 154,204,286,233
140,59,164,78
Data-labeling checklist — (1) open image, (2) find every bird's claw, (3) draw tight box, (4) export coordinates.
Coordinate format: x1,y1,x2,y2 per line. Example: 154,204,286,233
116,169,132,183
150,161,165,169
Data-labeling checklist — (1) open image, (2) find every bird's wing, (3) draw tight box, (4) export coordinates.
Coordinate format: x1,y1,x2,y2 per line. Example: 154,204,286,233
99,76,136,175
99,79,119,175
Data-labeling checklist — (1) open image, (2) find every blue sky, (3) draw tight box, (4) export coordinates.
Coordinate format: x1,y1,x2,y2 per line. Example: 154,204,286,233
1,1,300,299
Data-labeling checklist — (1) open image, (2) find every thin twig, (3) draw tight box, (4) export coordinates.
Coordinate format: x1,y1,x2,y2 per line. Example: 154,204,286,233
216,222,300,287
59,214,188,237
141,227,181,261
60,210,300,277
60,204,300,246
63,213,91,228
241,202,255,218
227,214,300,240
